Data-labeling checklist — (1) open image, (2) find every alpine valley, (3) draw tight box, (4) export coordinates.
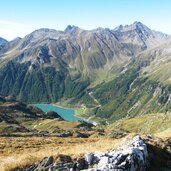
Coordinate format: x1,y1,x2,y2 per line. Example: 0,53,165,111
1,22,171,171
0,21,171,121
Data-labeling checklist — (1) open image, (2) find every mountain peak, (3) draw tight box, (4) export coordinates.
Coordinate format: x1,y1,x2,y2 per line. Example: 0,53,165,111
32,28,58,34
65,25,80,32
132,21,149,31
133,21,144,26
113,24,124,31
114,21,148,32
0,37,8,46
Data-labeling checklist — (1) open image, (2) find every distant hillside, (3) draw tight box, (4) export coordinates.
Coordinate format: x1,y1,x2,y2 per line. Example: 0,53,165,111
1,22,171,122
107,113,171,134
92,40,171,121
0,22,168,103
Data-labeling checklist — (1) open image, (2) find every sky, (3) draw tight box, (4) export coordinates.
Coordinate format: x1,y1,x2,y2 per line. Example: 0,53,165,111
0,0,171,40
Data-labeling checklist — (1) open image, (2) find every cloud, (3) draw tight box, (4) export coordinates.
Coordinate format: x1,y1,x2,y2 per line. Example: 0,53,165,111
0,21,37,40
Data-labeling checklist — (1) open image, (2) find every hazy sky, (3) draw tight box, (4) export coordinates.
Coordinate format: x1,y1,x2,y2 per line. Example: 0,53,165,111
0,0,171,40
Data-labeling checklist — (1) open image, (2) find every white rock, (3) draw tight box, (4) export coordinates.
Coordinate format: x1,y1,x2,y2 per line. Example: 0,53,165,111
83,136,148,171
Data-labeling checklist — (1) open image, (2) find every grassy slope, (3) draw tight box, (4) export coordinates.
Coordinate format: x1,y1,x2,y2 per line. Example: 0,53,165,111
20,118,80,132
0,136,130,171
1,96,171,171
91,59,171,122
1,121,171,171
107,113,171,135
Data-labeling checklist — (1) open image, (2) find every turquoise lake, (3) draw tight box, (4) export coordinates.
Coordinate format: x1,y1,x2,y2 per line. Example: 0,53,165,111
32,104,81,121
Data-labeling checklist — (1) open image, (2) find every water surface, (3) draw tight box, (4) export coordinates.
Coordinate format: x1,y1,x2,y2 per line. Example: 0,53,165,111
33,104,81,121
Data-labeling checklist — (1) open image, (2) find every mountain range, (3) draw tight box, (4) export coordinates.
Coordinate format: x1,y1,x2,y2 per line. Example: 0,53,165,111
1,21,171,121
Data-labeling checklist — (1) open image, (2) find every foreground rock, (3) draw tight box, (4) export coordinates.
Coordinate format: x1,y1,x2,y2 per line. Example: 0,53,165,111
84,136,148,171
18,136,149,171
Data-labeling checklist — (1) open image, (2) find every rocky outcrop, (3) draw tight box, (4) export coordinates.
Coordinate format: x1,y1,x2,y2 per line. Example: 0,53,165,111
84,136,148,171
18,136,149,171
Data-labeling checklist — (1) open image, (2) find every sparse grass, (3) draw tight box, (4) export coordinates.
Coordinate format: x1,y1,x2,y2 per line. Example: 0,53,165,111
0,122,25,134
54,101,95,119
0,136,131,171
141,53,171,85
90,69,108,87
54,101,87,117
21,118,80,132
75,107,85,116
108,113,171,134
155,128,171,139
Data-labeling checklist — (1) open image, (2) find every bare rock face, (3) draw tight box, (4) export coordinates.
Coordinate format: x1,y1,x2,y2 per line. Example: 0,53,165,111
84,136,148,171
0,37,7,46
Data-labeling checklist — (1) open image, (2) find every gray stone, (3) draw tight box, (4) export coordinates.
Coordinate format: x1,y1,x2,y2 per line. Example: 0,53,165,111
76,157,88,170
83,136,149,171
85,153,94,165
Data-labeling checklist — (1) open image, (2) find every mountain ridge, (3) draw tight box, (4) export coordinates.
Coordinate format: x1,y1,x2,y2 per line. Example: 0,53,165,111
0,21,171,121
0,22,168,72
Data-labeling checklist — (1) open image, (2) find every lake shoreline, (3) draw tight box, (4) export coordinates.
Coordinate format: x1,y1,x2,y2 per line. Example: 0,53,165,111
51,103,98,125
30,103,97,125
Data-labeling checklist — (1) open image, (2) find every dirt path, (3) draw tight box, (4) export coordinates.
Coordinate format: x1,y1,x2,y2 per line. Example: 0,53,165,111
88,91,101,108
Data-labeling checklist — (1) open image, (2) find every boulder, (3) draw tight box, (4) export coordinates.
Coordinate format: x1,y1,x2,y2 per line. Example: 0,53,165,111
39,156,54,167
85,153,94,165
26,156,54,171
84,136,149,171
76,157,88,170
55,154,72,163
